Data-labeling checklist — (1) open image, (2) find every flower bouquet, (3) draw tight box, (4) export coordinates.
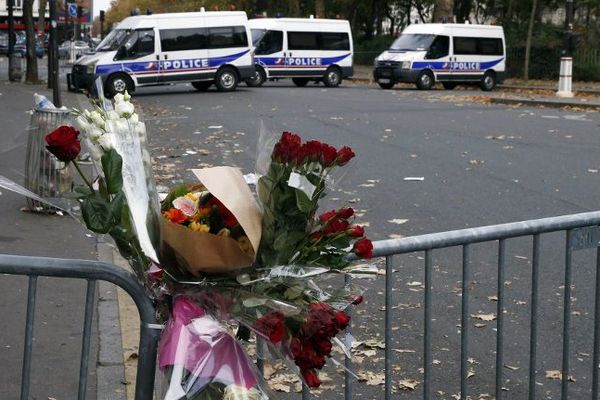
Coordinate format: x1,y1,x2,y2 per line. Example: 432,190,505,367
7,88,375,399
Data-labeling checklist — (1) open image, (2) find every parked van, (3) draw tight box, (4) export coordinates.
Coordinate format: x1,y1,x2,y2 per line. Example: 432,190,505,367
373,23,505,91
68,11,255,96
247,18,353,87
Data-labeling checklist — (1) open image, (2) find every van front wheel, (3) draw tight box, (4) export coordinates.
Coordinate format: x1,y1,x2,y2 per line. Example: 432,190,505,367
105,73,133,98
416,70,434,90
480,71,496,91
245,66,266,87
323,67,342,87
378,81,395,89
215,67,239,92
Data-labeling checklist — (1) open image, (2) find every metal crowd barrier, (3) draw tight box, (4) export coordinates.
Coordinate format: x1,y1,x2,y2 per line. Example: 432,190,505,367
0,255,159,400
4,210,600,399
337,210,600,400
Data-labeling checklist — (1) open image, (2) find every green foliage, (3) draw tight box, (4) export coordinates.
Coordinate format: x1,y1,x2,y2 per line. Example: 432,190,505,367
574,62,600,82
354,35,394,65
101,149,123,195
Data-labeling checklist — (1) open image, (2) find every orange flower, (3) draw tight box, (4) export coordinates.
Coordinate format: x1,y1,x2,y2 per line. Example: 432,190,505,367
164,208,187,224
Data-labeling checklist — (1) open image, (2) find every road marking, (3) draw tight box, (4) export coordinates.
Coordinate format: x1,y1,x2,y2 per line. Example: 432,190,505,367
541,115,560,119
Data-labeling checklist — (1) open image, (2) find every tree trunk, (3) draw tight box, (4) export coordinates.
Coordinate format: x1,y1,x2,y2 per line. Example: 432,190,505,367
24,0,38,83
432,0,455,23
454,0,472,23
523,0,538,80
315,0,325,18
37,0,47,35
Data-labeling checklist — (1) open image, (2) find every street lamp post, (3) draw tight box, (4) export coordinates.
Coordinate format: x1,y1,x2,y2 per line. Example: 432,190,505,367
49,0,61,107
557,0,575,97
7,0,21,81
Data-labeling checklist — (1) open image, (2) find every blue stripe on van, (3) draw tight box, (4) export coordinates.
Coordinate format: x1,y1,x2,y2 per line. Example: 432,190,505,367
411,57,503,72
95,49,250,75
256,53,351,68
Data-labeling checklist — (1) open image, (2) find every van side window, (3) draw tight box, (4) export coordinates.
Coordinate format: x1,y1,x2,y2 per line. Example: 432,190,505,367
427,35,449,59
208,26,248,48
478,38,503,55
288,32,320,50
118,29,154,59
453,37,478,55
320,32,350,51
255,30,283,55
160,28,208,52
454,37,503,56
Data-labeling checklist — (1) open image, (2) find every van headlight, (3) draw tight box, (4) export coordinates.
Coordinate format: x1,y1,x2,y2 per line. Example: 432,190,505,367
401,61,411,70
86,62,97,74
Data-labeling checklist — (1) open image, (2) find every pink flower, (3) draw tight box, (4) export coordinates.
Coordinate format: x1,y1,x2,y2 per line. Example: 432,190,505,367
172,196,198,217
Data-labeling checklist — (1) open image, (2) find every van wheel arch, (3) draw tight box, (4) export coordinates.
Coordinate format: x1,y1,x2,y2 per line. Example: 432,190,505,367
104,72,134,98
245,65,266,87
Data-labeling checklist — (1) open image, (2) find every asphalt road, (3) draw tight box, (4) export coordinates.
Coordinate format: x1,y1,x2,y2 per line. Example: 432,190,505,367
131,80,600,399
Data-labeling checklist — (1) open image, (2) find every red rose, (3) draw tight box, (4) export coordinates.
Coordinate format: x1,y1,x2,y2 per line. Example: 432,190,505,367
337,207,354,219
302,369,322,388
334,311,351,330
309,231,322,242
45,125,81,162
315,338,332,355
320,144,338,167
323,218,349,235
319,210,337,223
255,311,285,343
304,140,322,161
164,208,187,224
353,238,374,259
350,294,364,305
312,354,326,369
289,338,303,358
336,146,355,166
347,225,365,238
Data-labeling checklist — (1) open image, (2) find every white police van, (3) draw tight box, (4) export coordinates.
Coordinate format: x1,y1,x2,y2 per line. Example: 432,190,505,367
246,17,353,87
373,23,506,91
69,11,255,96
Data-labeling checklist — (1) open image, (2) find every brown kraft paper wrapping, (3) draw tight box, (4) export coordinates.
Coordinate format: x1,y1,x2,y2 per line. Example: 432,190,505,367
160,166,262,276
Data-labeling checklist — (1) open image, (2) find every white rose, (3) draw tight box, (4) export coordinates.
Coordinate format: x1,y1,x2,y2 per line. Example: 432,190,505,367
98,133,116,150
223,385,261,400
75,115,91,132
115,101,135,116
129,113,139,123
88,126,104,140
83,138,103,161
107,110,119,121
113,93,125,104
90,111,105,130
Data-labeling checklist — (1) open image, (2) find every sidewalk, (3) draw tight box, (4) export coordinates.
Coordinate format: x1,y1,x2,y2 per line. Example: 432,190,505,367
350,64,600,110
0,81,127,399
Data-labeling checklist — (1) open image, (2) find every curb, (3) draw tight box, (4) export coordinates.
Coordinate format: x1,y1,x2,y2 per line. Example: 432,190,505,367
96,240,127,400
499,84,600,96
489,96,600,110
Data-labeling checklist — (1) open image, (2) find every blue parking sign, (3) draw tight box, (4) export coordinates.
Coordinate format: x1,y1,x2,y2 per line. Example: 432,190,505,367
68,3,77,17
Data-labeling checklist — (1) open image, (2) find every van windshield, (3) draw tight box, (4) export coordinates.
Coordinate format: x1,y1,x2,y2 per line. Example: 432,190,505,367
389,34,435,52
96,29,130,52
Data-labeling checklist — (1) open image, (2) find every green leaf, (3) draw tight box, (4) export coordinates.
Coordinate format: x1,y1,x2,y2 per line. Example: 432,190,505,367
101,148,123,195
98,177,108,200
110,191,125,224
81,193,112,234
295,188,314,213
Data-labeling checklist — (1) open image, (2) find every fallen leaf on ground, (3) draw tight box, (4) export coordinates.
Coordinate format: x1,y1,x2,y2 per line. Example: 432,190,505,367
471,313,496,321
398,379,420,390
388,218,409,225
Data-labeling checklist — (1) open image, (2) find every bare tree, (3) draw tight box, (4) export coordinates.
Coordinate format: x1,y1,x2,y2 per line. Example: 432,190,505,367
316,0,325,17
37,0,47,35
432,0,455,22
23,0,38,83
523,0,539,80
